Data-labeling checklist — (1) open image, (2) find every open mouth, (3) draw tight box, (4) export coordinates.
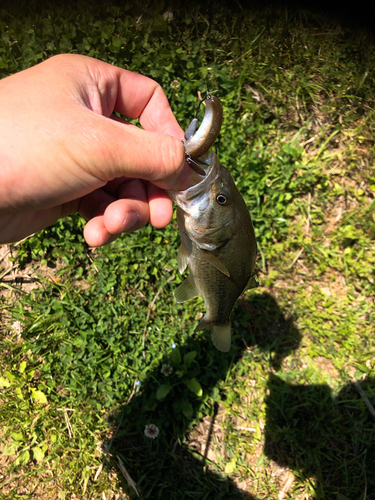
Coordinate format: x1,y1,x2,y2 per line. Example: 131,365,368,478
183,152,219,201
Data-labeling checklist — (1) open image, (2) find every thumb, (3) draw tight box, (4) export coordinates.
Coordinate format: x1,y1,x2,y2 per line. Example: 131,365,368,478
83,111,191,191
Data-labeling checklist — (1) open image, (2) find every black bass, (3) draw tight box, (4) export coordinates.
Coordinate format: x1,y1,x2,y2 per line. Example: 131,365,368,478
168,151,257,352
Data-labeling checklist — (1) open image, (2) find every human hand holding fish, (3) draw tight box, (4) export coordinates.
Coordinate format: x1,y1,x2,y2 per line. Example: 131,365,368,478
168,93,258,352
0,55,257,353
0,54,195,246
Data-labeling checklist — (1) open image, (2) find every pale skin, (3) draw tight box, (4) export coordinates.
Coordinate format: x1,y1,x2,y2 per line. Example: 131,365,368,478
0,54,195,246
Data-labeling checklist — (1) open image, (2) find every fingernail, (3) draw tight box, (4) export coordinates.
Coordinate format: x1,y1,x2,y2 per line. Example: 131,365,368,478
121,211,139,232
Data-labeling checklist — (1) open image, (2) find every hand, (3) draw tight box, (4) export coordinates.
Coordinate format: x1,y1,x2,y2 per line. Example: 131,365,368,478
0,54,192,246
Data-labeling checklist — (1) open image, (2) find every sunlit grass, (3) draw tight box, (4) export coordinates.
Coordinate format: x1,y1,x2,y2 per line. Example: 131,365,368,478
1,2,375,499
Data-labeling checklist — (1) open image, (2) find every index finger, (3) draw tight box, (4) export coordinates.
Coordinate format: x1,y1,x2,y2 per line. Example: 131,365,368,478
112,67,184,139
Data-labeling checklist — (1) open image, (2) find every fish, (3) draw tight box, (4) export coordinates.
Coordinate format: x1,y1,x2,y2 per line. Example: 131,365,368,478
168,151,257,352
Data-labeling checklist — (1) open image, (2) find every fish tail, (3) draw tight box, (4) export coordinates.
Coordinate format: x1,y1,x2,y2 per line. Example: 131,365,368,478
195,318,231,352
211,323,231,352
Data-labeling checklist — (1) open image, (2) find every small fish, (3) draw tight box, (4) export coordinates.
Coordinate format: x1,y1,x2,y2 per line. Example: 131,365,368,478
168,151,257,352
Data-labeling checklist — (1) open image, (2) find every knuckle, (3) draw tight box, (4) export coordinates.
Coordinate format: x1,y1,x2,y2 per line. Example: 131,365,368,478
157,135,184,179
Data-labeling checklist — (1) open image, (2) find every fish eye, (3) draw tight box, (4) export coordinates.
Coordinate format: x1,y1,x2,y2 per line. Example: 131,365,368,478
216,194,228,205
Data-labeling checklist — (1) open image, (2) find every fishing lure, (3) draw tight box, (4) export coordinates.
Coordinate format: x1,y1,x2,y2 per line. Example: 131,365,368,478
183,93,223,173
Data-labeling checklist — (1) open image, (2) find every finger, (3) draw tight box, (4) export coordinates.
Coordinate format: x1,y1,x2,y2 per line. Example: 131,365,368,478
147,183,173,228
57,58,193,192
102,178,149,234
112,68,184,138
82,112,192,190
78,188,118,246
105,116,193,191
83,216,118,247
78,186,116,222
89,61,195,190
76,57,183,139
80,191,140,247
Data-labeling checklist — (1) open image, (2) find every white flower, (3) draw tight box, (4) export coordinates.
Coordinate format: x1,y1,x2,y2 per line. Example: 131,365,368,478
11,321,23,335
12,321,24,342
170,80,180,89
161,364,173,377
144,424,159,439
163,11,173,22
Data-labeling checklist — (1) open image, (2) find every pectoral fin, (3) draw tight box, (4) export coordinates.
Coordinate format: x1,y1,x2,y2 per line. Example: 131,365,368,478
177,242,188,274
174,276,199,303
211,323,231,352
200,250,230,277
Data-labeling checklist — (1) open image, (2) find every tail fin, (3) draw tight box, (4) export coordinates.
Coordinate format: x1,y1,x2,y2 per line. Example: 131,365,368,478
211,323,231,352
195,318,231,352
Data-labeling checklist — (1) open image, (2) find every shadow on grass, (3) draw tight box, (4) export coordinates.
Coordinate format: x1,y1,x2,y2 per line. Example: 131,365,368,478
104,292,301,499
243,295,375,498
265,375,375,499
105,292,375,499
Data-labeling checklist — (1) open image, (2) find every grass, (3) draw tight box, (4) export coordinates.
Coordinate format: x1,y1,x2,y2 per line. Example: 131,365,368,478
1,1,375,499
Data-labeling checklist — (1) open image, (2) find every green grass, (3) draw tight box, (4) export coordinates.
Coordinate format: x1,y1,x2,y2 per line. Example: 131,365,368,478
1,2,375,499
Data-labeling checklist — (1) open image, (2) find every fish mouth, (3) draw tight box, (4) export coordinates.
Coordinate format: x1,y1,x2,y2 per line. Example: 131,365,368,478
195,219,231,237
169,151,220,205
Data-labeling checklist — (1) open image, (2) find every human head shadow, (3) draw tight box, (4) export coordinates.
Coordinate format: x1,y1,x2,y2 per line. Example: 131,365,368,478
264,374,375,498
104,292,301,499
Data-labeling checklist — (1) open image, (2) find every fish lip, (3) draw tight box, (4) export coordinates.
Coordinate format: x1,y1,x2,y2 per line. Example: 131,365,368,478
170,152,219,203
